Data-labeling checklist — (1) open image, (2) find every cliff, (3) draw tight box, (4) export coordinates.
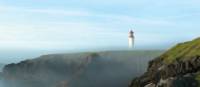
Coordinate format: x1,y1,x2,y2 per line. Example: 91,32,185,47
129,38,200,87
0,63,5,72
2,50,162,87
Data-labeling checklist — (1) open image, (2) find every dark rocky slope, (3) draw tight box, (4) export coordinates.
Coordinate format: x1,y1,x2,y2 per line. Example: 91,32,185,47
129,38,200,87
2,50,162,87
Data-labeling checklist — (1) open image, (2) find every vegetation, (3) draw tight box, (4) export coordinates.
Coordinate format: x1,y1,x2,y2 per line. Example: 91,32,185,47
160,37,200,63
129,37,200,87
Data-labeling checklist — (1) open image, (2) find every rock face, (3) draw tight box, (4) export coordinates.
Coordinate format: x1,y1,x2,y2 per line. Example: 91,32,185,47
2,51,162,87
129,38,200,87
0,63,4,80
0,63,5,72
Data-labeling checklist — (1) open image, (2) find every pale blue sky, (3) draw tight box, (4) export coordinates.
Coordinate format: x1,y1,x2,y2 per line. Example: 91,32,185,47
0,0,200,50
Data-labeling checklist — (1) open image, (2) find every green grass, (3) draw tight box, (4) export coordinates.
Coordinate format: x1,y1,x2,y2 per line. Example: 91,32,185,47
160,37,200,63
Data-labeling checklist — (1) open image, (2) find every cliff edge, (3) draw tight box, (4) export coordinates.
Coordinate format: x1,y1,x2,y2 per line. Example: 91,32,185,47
129,38,200,87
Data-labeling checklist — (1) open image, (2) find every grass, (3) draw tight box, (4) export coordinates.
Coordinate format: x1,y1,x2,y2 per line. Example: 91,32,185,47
160,37,200,63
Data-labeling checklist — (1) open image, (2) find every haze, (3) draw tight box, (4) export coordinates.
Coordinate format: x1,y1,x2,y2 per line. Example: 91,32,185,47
0,0,200,63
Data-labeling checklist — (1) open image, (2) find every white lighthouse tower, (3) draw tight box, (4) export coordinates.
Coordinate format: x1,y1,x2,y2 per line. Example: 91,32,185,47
128,30,134,48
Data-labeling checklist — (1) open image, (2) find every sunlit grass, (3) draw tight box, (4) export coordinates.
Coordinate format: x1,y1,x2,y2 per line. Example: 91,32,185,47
159,37,200,63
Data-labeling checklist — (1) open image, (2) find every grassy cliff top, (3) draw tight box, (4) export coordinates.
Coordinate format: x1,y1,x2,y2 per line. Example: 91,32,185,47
160,37,200,63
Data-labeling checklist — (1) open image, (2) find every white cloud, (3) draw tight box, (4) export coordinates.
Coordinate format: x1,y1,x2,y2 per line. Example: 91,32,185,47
27,9,91,16
95,14,173,26
0,6,91,16
0,5,197,50
0,5,172,25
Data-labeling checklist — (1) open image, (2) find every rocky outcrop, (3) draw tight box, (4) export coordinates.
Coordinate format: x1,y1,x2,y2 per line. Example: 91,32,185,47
130,56,200,87
0,72,2,79
0,63,5,72
129,38,200,87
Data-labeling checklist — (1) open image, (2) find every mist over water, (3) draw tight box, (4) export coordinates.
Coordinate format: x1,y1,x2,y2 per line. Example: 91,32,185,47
0,49,70,64
0,50,163,87
0,74,3,87
0,80,2,87
0,50,88,64
0,47,132,63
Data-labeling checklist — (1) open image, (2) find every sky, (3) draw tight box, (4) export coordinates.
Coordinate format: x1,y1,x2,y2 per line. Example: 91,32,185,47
0,0,200,51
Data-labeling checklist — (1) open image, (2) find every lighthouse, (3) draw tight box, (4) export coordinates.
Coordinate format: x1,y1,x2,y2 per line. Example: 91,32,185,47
128,30,134,48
